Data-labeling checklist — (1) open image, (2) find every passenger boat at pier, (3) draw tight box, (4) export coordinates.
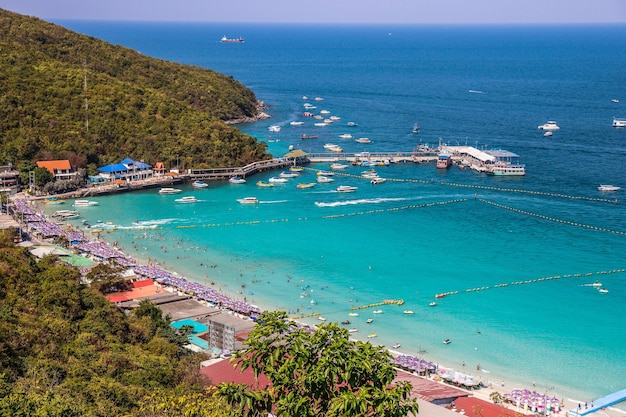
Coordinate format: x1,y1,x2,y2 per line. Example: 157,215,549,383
488,162,526,176
436,153,452,169
192,180,209,188
228,176,246,184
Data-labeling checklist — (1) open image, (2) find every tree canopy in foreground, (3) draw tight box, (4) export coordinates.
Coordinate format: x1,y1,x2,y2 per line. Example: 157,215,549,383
218,311,419,417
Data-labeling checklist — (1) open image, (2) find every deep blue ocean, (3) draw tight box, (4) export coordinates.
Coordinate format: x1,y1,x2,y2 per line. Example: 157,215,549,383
51,21,626,405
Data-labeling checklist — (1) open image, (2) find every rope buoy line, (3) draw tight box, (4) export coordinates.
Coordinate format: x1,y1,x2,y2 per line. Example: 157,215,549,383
480,198,626,236
434,268,626,300
196,198,469,228
301,167,617,203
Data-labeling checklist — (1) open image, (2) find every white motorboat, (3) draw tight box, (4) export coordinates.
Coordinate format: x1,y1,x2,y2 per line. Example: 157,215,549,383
612,118,626,127
371,177,386,185
175,196,198,203
192,180,209,188
159,187,182,194
317,315,326,321
429,302,437,307
320,109,330,114
392,343,401,349
538,121,560,130
336,185,357,193
339,133,353,139
403,310,415,315
72,199,99,206
268,125,281,132
290,121,304,126
348,328,358,333
347,121,357,127
366,318,374,324
237,197,259,204
269,177,288,183
355,137,371,144
229,176,246,184
317,170,334,176
348,312,359,317
543,131,553,137
279,171,299,178
330,163,349,170
373,310,383,314
598,184,621,191
323,143,343,152
317,176,334,183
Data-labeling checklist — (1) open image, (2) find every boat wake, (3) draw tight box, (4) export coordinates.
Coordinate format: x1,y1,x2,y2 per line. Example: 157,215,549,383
315,197,408,208
259,200,289,204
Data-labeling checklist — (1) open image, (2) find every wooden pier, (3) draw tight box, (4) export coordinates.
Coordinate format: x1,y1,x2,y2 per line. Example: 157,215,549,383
189,157,294,181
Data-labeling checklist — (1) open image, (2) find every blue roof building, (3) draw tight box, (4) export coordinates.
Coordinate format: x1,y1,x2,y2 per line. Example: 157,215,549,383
96,158,153,182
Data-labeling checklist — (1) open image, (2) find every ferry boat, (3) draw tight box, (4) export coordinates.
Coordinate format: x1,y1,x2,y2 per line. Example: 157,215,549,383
174,196,198,203
159,187,182,194
336,185,357,193
436,153,453,169
538,121,560,130
237,197,259,204
612,117,626,127
488,162,526,176
220,35,245,43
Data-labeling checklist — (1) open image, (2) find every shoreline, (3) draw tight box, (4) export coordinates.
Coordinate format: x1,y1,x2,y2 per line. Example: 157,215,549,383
21,196,626,416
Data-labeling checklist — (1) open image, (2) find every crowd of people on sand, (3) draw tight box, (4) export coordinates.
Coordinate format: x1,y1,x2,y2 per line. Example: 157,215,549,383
9,198,261,317
503,388,562,414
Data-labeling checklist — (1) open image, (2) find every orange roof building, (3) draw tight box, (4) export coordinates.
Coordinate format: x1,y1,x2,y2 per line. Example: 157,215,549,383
36,160,78,181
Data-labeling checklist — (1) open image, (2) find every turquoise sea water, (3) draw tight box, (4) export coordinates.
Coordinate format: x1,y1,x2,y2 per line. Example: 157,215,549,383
51,21,626,404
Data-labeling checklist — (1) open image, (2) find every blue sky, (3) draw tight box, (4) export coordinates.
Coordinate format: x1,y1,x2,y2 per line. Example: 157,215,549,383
1,0,625,24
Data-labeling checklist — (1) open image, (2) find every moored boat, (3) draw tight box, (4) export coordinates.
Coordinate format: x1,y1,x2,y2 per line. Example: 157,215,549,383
192,180,209,188
339,133,353,139
316,176,334,183
355,137,371,144
256,181,275,187
366,318,374,324
436,153,453,169
159,187,182,194
279,171,299,178
268,177,288,183
403,310,414,314
371,177,386,185
229,176,246,184
392,343,401,349
301,134,318,139
268,125,281,132
72,199,99,206
488,162,526,176
330,163,349,170
296,183,316,189
443,338,451,345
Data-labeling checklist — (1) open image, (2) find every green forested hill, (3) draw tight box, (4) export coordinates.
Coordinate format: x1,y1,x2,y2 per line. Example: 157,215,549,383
0,9,270,171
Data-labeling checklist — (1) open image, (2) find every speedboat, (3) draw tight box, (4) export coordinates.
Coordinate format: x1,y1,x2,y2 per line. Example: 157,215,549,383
159,187,182,194
289,166,304,172
290,121,304,126
237,197,259,204
175,196,198,203
192,180,209,188
317,170,334,176
598,288,609,293
598,184,621,191
229,176,246,184
371,177,386,185
317,176,334,183
412,122,420,134
392,343,401,349
330,163,349,170
543,131,553,137
279,171,299,178
348,312,359,317
339,133,353,139
72,199,99,206
348,328,358,333
403,310,414,315
320,109,330,114
317,315,326,321
366,318,374,324
355,137,371,144
268,125,281,132
268,177,288,183
429,302,437,307
347,121,357,127
443,339,451,345
373,310,383,314
538,121,560,130
296,183,316,189
367,333,377,338
256,181,275,187
336,185,357,193
323,143,343,152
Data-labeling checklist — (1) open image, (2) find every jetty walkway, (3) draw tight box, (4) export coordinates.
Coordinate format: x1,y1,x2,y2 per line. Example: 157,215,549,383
566,388,626,416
